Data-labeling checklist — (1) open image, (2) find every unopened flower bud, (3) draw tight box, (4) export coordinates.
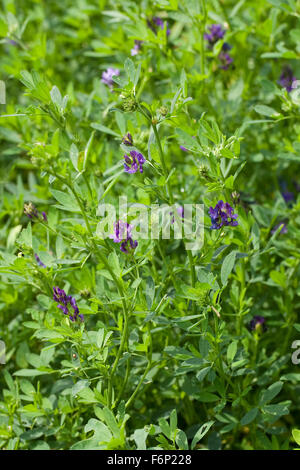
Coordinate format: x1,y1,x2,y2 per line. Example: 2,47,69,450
122,97,137,112
159,106,168,116
231,191,240,206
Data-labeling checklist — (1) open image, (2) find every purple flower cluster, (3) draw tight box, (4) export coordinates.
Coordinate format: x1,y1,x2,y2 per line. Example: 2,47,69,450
147,16,170,36
131,40,143,56
280,180,300,205
204,24,225,46
278,66,297,92
209,200,238,229
24,203,47,222
204,24,233,70
219,43,233,70
110,220,138,254
123,150,145,174
101,68,120,88
122,132,133,146
249,315,267,333
53,286,83,322
35,253,46,268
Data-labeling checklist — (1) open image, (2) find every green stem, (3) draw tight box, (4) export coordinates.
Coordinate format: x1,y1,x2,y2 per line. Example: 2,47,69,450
199,0,207,75
125,361,152,410
125,323,153,410
187,249,196,312
114,355,130,409
152,124,174,204
187,249,196,288
62,177,129,409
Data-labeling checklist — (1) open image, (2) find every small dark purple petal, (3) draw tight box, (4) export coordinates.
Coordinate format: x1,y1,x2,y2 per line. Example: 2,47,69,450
278,66,297,92
204,24,225,46
249,315,267,332
101,68,120,88
271,222,288,235
53,286,83,322
123,151,145,174
122,133,133,146
34,253,46,268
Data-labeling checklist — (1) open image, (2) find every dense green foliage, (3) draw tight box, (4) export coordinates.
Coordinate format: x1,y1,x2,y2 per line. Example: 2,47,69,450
0,0,300,450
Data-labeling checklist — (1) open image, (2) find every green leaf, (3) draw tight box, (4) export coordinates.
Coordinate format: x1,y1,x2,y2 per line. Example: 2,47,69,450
18,223,32,248
124,58,136,84
254,104,280,117
50,85,62,107
84,418,112,442
77,387,98,403
240,408,258,425
220,148,236,159
145,276,155,310
199,120,220,144
227,341,238,363
101,407,120,439
259,381,283,406
158,418,171,439
72,380,89,397
108,251,121,278
263,404,289,416
197,392,219,402
91,122,120,137
196,367,210,382
14,369,51,377
70,143,79,171
170,409,177,436
269,270,286,289
131,428,148,450
19,379,35,396
292,429,300,446
221,251,236,286
175,430,189,450
191,421,214,449
51,189,80,212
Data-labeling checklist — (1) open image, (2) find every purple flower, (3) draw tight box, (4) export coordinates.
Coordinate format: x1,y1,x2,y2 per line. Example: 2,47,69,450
171,206,184,224
123,150,145,174
282,190,294,204
24,203,39,219
204,24,225,46
24,203,47,222
34,253,46,268
271,222,288,235
109,220,132,243
120,237,138,254
53,286,83,322
147,17,170,36
131,40,143,56
249,315,267,333
218,43,233,70
101,68,120,88
122,133,133,146
209,200,238,230
109,220,138,254
279,180,295,204
278,66,297,92
6,38,18,46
